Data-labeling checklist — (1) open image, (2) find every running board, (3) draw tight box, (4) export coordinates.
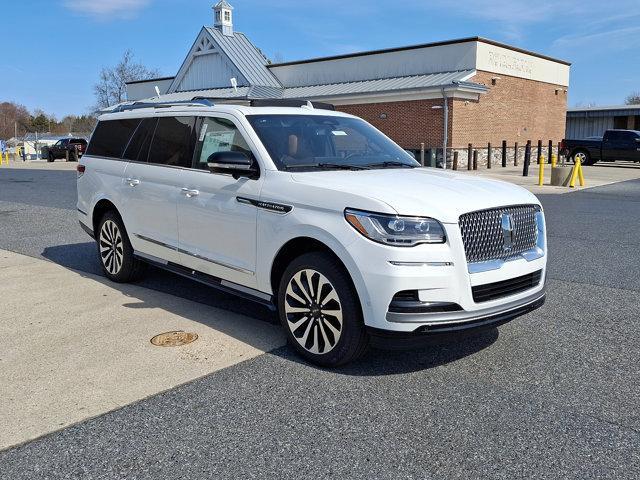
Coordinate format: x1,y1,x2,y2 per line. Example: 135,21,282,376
134,251,276,311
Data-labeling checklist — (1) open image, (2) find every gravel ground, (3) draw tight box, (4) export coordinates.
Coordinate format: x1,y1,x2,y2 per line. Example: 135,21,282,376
1,167,638,479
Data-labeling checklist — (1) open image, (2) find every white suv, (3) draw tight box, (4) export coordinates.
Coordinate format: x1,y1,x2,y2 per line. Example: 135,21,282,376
77,99,546,367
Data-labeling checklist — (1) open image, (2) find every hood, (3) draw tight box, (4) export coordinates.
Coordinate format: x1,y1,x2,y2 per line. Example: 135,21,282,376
291,168,540,223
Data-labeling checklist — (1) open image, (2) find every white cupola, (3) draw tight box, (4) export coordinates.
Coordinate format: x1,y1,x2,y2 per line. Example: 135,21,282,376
213,1,234,37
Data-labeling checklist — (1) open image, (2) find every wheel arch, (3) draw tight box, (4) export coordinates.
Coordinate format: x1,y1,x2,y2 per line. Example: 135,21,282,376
92,198,120,234
268,235,370,322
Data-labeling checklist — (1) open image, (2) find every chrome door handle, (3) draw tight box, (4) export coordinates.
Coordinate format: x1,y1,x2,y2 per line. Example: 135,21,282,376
126,178,140,187
181,188,200,198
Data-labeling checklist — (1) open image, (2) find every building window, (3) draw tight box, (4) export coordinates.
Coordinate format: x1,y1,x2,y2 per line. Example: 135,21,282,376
216,11,221,22
224,11,231,22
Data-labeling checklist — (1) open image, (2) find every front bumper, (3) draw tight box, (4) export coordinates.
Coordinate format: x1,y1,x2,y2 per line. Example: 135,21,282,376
344,212,547,333
368,291,546,350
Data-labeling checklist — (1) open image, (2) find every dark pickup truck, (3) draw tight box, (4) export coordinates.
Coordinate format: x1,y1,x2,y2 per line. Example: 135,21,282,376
561,129,640,165
47,138,87,162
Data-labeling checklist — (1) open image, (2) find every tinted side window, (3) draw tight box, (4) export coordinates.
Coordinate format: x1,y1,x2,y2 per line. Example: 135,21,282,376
86,119,142,158
148,117,196,167
195,117,252,170
123,118,157,161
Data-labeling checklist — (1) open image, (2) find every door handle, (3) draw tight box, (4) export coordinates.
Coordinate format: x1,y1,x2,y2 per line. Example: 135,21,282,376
126,178,140,187
181,188,200,198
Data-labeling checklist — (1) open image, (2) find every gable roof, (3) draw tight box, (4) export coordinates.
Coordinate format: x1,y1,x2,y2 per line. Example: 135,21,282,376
204,27,281,88
168,27,281,94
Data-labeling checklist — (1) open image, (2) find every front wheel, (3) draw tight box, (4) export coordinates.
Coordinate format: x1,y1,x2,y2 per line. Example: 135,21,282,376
573,150,593,166
277,252,369,367
96,211,146,283
47,153,54,163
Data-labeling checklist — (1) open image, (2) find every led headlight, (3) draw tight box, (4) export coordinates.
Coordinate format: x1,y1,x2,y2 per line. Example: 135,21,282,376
344,208,445,246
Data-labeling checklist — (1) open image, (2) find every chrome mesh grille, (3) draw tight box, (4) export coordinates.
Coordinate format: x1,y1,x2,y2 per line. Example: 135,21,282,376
459,205,539,263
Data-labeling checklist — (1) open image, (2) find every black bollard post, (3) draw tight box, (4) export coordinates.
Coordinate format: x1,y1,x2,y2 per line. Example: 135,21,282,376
514,142,519,166
453,151,459,171
502,140,507,167
467,143,472,170
537,140,542,164
473,150,478,170
523,140,531,176
487,142,492,169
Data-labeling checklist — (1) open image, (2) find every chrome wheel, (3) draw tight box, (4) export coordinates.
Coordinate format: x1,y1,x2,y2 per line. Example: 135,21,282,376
284,269,343,354
99,220,124,275
574,151,587,164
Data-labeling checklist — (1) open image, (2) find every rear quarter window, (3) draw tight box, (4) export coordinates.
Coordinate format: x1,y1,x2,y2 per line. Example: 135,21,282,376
86,119,142,158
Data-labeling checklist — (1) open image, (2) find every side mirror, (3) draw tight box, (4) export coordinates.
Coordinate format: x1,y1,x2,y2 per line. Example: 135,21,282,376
207,151,258,179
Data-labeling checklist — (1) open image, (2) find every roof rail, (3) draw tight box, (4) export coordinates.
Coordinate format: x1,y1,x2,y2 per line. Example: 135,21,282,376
111,99,214,113
191,97,336,111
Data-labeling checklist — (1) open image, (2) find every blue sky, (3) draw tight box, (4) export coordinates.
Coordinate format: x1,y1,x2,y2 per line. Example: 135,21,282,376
2,0,639,117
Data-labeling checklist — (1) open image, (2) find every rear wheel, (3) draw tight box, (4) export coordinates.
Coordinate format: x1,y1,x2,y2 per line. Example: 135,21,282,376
47,153,54,163
278,252,369,367
96,211,145,283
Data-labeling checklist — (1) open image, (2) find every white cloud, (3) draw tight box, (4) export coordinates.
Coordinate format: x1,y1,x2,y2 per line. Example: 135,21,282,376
63,0,151,20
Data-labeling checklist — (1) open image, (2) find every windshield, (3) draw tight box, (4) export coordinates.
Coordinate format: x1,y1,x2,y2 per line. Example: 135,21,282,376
246,114,420,171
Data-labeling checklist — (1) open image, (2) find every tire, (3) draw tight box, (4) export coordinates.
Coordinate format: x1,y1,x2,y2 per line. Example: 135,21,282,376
572,150,593,166
47,153,54,163
277,252,369,367
96,210,146,283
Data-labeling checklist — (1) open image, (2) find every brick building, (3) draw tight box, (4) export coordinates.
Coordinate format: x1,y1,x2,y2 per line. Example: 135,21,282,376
126,1,570,166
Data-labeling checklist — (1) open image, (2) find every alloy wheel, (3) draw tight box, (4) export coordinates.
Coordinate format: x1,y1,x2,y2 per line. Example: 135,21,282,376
284,269,343,354
574,152,587,164
99,220,124,275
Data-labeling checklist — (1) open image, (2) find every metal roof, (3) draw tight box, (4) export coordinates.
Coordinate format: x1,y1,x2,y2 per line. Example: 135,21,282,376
115,70,485,108
204,27,281,88
567,104,640,117
281,70,482,99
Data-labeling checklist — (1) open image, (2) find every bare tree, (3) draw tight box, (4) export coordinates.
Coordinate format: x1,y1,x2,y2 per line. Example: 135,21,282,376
93,50,160,110
0,102,30,140
625,92,640,105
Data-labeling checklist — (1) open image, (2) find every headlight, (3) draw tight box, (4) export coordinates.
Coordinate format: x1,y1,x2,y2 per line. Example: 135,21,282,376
344,208,445,246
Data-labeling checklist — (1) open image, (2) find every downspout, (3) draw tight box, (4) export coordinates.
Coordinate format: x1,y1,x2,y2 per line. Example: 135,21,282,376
441,87,449,170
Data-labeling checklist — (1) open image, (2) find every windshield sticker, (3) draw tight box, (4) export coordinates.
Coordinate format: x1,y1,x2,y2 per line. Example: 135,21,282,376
331,130,348,136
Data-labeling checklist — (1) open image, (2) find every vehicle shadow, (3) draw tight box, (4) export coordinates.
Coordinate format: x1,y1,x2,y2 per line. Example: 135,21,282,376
268,329,499,376
41,242,498,374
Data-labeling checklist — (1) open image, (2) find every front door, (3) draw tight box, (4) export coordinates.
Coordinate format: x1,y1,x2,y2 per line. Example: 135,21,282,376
177,115,263,288
123,116,196,263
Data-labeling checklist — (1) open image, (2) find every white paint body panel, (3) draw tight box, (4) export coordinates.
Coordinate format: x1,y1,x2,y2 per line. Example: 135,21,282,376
78,105,547,334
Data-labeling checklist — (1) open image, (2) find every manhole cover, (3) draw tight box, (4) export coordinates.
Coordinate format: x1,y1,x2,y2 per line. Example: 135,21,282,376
150,331,198,347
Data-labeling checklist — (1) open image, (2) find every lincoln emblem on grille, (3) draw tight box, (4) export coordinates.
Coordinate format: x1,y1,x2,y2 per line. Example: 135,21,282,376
501,213,514,252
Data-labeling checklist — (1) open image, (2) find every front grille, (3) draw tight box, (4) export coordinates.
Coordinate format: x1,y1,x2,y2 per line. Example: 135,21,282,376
472,270,543,303
459,205,539,263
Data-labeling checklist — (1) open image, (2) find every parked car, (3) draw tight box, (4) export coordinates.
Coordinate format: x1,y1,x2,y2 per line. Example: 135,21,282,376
560,129,640,165
77,99,547,367
47,138,87,162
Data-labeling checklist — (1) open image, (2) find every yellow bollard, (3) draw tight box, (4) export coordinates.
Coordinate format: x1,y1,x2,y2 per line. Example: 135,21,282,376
551,153,557,168
538,154,545,186
569,159,586,188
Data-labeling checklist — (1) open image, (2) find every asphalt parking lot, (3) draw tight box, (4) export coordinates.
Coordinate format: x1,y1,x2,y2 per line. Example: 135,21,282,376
1,162,639,479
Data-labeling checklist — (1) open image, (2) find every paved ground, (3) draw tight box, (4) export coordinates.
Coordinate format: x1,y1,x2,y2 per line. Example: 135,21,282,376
0,163,639,479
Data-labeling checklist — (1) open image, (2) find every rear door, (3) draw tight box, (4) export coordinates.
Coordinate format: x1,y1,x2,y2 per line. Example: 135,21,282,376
123,116,197,263
176,114,262,287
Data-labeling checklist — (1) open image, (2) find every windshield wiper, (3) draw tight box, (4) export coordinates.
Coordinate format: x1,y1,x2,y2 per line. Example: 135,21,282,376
366,161,416,169
283,163,370,171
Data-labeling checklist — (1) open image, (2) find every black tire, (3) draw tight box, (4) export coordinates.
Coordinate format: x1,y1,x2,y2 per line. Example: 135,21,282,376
277,252,369,367
96,210,146,283
572,149,593,166
47,153,54,163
